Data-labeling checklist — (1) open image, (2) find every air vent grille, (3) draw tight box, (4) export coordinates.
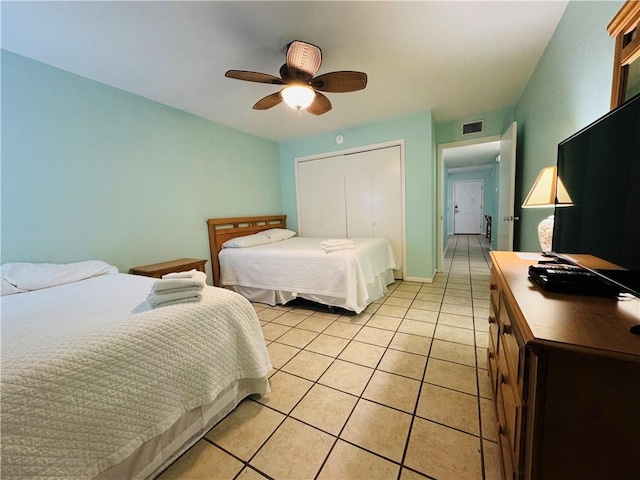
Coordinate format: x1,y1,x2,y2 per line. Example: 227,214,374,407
461,120,485,135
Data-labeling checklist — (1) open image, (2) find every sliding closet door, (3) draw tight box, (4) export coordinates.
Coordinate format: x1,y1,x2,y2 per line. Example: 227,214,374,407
344,153,373,237
345,146,403,275
297,156,347,238
369,146,403,267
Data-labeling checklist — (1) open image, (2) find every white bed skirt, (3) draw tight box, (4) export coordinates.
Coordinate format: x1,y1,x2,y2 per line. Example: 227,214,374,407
96,376,269,480
227,268,395,312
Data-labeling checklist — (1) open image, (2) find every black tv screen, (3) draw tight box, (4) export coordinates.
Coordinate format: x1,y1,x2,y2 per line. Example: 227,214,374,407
553,92,640,297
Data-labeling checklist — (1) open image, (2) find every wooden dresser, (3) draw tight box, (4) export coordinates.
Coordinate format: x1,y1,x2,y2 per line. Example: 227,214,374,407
488,251,640,480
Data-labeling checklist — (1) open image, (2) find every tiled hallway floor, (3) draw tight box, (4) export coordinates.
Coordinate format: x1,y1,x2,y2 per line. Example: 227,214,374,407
159,235,501,480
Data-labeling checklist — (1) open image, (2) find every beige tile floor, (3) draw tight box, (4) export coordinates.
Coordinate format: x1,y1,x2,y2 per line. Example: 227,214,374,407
158,235,502,480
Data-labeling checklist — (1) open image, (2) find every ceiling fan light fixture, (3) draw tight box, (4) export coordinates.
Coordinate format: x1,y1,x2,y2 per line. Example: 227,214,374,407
281,85,316,110
227,40,365,115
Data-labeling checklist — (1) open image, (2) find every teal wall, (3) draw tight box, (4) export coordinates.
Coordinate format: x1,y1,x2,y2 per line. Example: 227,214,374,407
279,112,436,281
436,107,514,146
1,51,282,278
445,165,498,239
514,0,623,251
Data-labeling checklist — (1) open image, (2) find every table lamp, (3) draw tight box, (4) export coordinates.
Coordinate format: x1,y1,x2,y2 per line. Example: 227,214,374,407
521,166,573,252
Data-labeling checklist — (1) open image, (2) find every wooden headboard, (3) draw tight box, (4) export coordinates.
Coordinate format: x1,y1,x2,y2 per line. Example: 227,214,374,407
206,215,287,286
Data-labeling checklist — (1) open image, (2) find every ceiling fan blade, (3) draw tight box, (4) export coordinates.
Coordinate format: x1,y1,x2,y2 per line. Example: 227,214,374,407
286,40,322,81
252,92,283,110
306,92,332,116
311,71,368,93
225,70,285,85
279,63,294,83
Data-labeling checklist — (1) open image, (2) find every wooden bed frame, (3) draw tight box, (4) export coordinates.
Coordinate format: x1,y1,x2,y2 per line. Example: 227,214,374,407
207,215,287,286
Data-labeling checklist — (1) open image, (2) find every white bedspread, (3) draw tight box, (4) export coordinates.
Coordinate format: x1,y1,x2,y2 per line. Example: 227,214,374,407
219,237,399,313
1,273,271,479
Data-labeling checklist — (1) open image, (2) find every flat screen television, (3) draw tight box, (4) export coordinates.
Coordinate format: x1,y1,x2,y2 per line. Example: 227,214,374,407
552,92,640,298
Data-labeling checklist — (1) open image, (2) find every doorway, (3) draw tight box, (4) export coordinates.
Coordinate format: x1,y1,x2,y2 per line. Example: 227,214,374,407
436,121,517,271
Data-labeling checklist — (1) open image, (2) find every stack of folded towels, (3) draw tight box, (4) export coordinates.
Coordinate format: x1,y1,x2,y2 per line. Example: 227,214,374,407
320,238,356,253
147,269,207,308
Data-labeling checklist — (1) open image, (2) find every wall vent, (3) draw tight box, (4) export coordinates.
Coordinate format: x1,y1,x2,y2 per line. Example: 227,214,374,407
461,120,485,136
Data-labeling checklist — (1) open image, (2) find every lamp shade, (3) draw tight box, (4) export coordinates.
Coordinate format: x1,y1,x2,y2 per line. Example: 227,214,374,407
521,166,573,208
522,165,573,252
280,86,316,110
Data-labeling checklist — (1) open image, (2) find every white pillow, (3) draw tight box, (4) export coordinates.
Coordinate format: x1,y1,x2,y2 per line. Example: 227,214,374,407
222,233,270,248
261,228,296,242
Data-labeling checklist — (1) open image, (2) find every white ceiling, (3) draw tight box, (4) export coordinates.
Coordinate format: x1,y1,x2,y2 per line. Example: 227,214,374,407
1,0,568,148
443,140,501,170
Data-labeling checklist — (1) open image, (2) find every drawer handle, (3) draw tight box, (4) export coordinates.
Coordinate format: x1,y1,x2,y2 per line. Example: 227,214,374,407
498,422,505,436
488,315,496,324
500,373,508,385
490,283,497,291
503,324,512,335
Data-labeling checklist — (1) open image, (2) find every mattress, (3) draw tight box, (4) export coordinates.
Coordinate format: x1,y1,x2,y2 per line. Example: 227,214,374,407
219,237,399,313
1,272,271,479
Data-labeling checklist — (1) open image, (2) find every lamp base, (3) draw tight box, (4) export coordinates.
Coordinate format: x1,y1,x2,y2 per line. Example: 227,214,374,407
538,215,554,253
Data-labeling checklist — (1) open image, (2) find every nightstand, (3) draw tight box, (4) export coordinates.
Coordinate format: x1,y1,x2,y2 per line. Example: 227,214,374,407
129,258,207,279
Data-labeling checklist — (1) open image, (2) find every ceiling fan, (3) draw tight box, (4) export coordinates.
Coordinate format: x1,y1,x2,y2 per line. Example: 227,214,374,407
225,40,367,115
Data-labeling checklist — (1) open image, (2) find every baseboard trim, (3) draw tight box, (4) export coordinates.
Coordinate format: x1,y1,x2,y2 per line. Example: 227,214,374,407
403,276,435,283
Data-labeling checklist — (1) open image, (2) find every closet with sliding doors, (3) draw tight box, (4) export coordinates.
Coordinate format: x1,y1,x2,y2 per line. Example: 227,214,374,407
295,144,405,277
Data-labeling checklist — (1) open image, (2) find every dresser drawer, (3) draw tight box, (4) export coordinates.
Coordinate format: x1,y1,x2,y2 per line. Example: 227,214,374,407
499,293,522,386
490,271,500,312
487,348,498,396
488,303,499,354
497,346,523,468
499,377,522,456
498,423,516,480
496,389,516,480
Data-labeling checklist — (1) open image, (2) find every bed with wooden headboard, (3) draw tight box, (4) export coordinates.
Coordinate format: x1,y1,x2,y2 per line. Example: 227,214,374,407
206,215,399,313
207,215,287,287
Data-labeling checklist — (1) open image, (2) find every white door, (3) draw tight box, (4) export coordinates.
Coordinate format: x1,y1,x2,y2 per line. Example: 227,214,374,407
453,180,483,234
345,146,403,275
344,153,373,237
297,156,347,238
370,146,402,250
497,122,517,250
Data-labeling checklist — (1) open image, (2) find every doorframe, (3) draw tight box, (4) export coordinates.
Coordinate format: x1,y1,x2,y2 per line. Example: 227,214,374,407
437,135,501,272
452,179,484,234
294,139,407,280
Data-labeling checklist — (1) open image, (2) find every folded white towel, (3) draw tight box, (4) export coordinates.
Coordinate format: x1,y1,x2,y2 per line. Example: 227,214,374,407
320,239,354,247
151,276,206,294
322,244,356,253
152,285,204,297
147,290,203,308
162,269,198,279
